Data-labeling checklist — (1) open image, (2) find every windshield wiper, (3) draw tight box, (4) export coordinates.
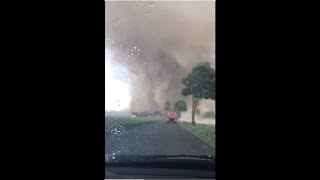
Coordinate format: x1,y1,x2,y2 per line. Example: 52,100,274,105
105,154,215,162
152,154,214,160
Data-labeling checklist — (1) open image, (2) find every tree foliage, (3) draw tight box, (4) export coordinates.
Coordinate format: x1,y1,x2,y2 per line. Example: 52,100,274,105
182,62,215,100
174,100,187,112
174,100,187,118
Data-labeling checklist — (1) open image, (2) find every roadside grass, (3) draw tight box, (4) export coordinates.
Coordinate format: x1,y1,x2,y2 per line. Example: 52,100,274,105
105,115,160,135
180,121,215,148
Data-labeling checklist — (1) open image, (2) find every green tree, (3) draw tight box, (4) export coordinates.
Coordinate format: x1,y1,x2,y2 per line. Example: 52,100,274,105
164,100,171,111
174,100,187,117
182,62,215,125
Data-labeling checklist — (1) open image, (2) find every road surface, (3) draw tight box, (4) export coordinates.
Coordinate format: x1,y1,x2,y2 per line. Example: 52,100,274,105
105,121,215,156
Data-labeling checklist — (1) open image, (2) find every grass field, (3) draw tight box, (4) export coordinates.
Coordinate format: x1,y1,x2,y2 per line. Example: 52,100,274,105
180,121,215,148
105,115,160,135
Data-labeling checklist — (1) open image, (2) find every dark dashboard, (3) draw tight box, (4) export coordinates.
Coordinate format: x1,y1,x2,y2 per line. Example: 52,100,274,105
105,155,215,179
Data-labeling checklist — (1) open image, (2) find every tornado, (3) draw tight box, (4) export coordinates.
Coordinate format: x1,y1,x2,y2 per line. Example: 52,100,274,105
105,1,215,114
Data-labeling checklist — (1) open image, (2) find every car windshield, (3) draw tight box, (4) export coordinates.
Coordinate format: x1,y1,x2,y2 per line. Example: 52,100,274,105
105,0,215,162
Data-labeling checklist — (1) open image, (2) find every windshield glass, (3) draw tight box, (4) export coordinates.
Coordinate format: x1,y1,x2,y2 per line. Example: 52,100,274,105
105,0,215,160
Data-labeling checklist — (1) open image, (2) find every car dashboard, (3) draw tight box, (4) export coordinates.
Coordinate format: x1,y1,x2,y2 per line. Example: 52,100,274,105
106,166,215,179
105,155,215,179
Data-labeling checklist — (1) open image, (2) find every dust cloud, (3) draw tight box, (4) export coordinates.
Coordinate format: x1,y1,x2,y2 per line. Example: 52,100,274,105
105,1,215,114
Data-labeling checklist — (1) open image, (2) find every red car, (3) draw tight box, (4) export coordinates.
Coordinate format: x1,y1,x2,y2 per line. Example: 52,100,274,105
166,112,178,124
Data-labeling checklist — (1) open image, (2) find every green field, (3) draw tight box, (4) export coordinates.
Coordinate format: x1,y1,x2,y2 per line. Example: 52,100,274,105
180,122,215,148
105,115,160,135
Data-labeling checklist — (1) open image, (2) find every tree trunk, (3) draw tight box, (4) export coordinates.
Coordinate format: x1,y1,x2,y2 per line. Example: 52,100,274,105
191,97,199,125
191,111,196,125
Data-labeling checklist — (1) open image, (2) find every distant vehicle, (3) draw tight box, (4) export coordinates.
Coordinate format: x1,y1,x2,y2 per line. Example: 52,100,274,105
166,112,178,124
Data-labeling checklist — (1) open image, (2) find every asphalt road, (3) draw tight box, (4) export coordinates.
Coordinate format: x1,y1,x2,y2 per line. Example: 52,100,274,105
105,121,215,156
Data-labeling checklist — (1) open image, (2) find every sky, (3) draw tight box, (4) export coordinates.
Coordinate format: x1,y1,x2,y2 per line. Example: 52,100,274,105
105,1,215,113
105,1,215,112
105,48,131,111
